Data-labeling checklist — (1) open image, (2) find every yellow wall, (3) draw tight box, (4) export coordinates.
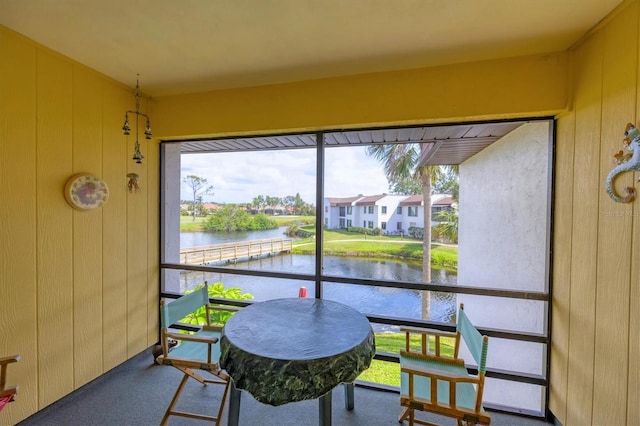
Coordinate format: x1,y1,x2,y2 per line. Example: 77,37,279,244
153,52,568,140
0,27,159,425
552,2,640,424
1,1,639,424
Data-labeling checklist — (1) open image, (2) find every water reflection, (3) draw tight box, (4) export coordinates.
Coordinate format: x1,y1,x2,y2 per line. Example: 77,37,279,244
176,253,458,330
180,227,290,247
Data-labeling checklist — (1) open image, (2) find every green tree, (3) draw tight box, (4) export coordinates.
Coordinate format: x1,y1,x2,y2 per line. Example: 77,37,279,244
293,193,305,215
286,222,300,237
183,175,214,222
250,213,278,230
434,208,459,243
205,205,278,232
205,205,252,232
432,166,459,201
283,195,296,212
390,176,422,195
367,144,434,283
252,195,265,211
367,145,457,319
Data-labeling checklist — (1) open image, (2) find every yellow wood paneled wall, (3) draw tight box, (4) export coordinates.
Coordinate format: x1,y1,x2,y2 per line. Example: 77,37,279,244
2,0,640,423
0,27,159,425
153,53,568,140
552,2,640,425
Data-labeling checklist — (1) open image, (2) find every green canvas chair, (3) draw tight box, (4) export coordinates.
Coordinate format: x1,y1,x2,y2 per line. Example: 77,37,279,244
156,284,230,425
399,304,490,426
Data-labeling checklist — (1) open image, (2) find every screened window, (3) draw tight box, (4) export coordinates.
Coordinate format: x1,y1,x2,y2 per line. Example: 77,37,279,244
160,119,553,417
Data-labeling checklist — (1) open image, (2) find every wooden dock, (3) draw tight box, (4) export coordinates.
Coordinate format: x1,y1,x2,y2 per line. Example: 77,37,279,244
180,237,293,265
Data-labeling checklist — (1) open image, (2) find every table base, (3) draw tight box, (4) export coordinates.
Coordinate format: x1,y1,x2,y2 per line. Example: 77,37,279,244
227,381,355,426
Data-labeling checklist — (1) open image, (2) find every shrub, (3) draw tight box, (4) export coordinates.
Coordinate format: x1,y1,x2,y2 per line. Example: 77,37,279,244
347,226,372,235
408,226,424,239
180,282,253,326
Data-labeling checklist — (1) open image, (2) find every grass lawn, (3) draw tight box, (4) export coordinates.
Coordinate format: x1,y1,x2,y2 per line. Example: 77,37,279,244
292,228,457,270
358,331,456,386
180,215,208,231
179,214,314,232
271,215,315,226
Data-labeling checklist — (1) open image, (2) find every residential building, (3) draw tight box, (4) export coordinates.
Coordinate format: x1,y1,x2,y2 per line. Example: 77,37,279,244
324,194,454,234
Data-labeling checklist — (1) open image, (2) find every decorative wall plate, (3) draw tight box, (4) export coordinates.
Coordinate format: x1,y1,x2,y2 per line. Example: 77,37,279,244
64,173,109,211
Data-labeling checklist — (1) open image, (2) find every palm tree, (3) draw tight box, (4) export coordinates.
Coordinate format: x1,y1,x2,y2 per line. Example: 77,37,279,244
367,144,457,319
434,208,459,243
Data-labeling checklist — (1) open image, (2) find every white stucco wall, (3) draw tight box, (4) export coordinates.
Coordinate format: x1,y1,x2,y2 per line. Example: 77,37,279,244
161,143,183,293
457,121,551,411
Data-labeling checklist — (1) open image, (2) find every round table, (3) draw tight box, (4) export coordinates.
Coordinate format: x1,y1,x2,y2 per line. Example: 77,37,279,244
220,298,375,425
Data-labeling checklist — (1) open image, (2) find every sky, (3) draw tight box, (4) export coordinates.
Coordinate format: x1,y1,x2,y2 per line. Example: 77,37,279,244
180,146,391,205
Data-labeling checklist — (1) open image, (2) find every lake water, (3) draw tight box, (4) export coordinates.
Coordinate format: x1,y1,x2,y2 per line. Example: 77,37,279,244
180,226,289,246
178,228,458,330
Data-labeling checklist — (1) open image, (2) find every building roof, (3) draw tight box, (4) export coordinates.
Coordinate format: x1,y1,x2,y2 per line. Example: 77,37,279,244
432,195,455,206
326,197,361,207
399,194,453,206
399,195,423,206
354,195,388,206
328,193,453,207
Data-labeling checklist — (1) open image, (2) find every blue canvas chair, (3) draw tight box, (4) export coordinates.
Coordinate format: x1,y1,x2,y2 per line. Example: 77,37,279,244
399,304,490,426
156,284,230,425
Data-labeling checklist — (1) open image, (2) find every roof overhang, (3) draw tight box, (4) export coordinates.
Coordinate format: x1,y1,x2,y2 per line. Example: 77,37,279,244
178,119,532,165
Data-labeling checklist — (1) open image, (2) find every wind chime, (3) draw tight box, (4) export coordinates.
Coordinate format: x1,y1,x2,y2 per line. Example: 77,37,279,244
122,76,151,192
122,76,152,164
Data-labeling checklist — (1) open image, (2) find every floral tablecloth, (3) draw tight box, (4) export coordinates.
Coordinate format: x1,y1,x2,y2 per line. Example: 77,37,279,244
220,298,375,406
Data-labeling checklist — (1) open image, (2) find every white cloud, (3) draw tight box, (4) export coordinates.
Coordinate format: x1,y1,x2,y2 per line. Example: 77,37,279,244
325,147,390,197
181,146,391,204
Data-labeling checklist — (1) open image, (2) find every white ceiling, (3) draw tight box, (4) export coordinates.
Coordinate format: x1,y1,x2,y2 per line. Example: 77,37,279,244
0,0,623,97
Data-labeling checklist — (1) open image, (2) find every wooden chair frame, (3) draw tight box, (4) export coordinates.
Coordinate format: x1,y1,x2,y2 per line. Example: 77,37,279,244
398,304,490,426
0,355,20,411
156,283,231,425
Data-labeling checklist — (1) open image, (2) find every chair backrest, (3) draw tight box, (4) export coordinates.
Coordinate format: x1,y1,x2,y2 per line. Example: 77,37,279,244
160,284,209,329
456,304,489,374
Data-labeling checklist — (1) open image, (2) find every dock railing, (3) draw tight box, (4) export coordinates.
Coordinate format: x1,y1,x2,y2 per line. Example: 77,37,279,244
180,238,293,265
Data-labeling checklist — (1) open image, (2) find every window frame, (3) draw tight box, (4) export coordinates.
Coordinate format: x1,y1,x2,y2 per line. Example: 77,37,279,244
159,119,555,418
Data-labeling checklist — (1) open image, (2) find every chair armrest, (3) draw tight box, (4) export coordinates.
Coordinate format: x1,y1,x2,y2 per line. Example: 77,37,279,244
400,350,465,366
208,305,240,312
0,355,20,366
401,364,481,385
202,324,223,332
164,332,218,344
1,355,20,399
0,387,18,399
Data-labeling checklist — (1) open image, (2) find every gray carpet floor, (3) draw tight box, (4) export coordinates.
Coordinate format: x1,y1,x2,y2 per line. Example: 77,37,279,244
18,348,550,426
